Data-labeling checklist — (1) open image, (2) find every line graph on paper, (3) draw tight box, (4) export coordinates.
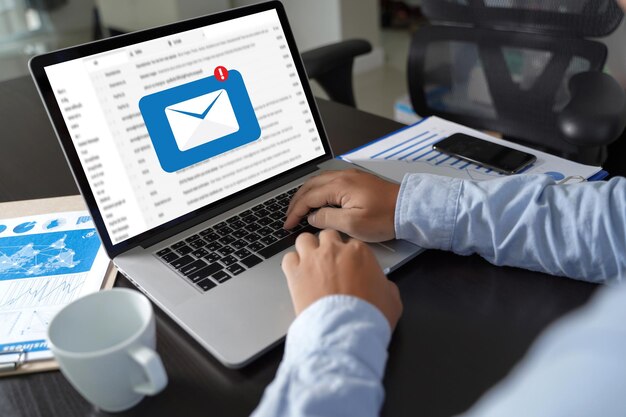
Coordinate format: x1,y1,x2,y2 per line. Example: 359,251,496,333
0,274,87,310
0,274,86,340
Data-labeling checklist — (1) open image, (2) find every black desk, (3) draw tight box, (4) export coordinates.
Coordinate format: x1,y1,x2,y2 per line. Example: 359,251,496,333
0,75,597,417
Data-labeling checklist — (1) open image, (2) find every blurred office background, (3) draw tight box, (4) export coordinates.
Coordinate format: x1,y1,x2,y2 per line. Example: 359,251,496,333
1,0,625,138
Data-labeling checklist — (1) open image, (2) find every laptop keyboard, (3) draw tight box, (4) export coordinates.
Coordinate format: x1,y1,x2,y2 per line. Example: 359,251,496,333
154,186,317,292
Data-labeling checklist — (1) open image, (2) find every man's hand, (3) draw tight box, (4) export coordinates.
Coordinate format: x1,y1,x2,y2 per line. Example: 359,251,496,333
282,230,403,330
284,170,400,242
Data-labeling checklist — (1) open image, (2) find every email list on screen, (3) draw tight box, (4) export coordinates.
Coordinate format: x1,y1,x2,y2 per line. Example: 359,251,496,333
44,10,324,245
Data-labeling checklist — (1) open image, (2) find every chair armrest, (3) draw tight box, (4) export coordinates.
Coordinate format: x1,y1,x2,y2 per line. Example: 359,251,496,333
301,39,372,107
558,72,626,147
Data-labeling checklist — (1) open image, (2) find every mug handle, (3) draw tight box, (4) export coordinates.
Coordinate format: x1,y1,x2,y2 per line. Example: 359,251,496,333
128,346,168,395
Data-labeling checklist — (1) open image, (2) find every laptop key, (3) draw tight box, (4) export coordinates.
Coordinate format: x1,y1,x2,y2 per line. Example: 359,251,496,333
241,254,262,268
219,235,236,245
239,209,253,217
257,227,273,237
269,212,284,221
206,241,222,251
266,203,282,212
231,220,246,230
196,278,217,292
199,227,214,236
257,217,273,226
251,203,265,211
203,252,220,263
220,255,238,266
172,241,187,250
243,232,261,242
190,239,207,249
244,223,261,232
161,252,179,263
270,220,285,230
258,225,318,259
185,234,200,242
232,229,248,239
216,226,233,236
273,228,290,239
156,248,172,256
242,214,259,224
217,246,235,256
260,235,278,245
214,221,228,230
187,262,222,283
203,232,221,243
247,241,265,252
263,198,277,206
192,247,209,258
180,259,207,276
226,215,240,224
171,254,195,269
212,270,231,283
234,248,251,259
176,245,193,255
232,239,247,250
227,263,245,276
255,208,270,218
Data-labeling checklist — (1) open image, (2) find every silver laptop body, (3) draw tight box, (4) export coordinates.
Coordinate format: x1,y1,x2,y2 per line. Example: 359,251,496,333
30,1,422,368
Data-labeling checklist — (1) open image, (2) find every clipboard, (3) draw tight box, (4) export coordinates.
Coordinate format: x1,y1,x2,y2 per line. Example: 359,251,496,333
0,195,117,377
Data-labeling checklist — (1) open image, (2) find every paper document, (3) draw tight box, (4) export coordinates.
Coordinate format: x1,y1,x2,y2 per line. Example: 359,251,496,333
341,116,603,183
0,211,109,363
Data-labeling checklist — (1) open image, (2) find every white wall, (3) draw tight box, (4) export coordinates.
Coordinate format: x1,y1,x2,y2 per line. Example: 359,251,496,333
233,0,342,51
96,0,230,32
598,18,626,88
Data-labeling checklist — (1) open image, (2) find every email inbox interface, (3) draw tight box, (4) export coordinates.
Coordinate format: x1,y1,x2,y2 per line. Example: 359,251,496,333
45,10,324,244
140,69,262,172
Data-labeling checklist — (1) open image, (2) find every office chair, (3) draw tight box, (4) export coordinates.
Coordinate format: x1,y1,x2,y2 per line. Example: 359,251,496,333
301,39,372,108
407,0,626,166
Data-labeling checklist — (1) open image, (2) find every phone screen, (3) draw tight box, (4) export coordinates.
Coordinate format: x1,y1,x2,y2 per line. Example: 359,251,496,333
433,134,537,175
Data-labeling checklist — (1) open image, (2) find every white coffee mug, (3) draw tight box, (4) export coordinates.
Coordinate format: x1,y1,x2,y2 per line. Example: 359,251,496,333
48,288,168,412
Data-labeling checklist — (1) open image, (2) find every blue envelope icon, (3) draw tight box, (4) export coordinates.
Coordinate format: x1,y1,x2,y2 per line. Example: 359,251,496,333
139,70,261,172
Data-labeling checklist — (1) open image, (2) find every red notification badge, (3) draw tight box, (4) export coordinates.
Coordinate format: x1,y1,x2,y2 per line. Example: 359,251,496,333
214,66,229,82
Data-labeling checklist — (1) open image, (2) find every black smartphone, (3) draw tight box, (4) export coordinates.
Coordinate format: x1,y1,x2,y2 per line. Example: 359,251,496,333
433,133,537,175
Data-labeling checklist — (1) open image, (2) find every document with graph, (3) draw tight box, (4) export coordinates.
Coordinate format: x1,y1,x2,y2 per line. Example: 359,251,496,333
0,211,109,363
341,116,604,183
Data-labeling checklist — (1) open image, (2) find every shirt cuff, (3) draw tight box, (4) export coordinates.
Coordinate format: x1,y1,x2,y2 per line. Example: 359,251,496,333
395,173,462,250
284,295,392,379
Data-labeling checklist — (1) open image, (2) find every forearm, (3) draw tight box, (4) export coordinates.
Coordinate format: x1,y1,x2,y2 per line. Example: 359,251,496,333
396,174,626,283
251,295,390,417
459,284,626,417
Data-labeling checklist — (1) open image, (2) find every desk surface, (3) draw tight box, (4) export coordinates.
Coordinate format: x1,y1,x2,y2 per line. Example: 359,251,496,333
0,75,597,417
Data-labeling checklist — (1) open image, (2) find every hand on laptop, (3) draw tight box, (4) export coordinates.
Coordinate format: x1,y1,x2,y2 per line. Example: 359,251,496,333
284,170,400,242
282,229,403,329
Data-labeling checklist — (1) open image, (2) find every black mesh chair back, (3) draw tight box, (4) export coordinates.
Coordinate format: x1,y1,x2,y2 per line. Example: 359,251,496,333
421,0,623,36
408,0,626,165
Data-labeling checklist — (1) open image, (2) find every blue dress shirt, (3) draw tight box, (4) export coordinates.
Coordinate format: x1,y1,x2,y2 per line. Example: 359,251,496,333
252,174,626,417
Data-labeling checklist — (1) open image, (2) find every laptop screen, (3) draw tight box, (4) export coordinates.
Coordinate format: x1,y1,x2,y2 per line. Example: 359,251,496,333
42,9,325,245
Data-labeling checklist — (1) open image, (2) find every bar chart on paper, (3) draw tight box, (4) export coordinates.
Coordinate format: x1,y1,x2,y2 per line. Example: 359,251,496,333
340,116,603,183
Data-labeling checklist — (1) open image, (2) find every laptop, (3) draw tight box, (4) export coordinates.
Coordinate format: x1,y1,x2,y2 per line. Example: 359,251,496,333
29,0,422,368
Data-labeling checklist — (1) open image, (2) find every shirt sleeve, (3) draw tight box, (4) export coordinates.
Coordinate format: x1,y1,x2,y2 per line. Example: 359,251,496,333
458,283,626,417
395,174,626,284
250,294,391,417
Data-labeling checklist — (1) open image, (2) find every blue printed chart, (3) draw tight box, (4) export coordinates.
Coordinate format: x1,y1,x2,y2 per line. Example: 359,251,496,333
341,116,602,183
0,211,109,361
